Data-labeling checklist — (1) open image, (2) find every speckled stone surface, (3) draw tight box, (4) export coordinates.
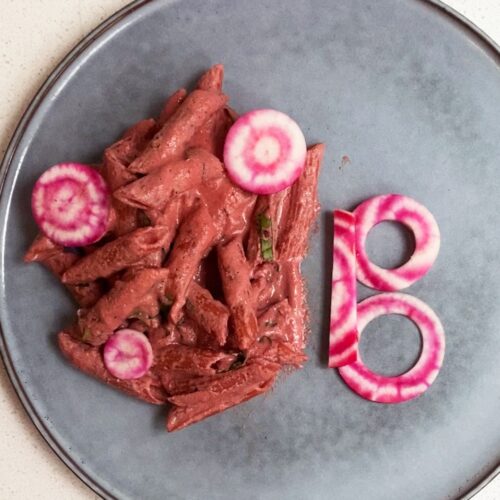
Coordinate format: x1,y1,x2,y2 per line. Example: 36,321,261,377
0,1,499,499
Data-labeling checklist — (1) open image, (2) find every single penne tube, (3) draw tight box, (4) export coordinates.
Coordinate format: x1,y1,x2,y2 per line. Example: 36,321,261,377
156,344,235,376
218,237,259,350
113,148,224,211
24,233,79,274
163,201,217,322
196,64,224,92
185,282,229,347
157,88,188,128
110,118,156,166
277,143,324,260
166,360,279,431
188,107,234,161
78,267,169,346
129,89,228,174
58,331,167,404
24,234,103,307
62,226,172,284
102,119,157,234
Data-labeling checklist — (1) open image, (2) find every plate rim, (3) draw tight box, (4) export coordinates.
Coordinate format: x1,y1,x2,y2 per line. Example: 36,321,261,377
0,1,498,499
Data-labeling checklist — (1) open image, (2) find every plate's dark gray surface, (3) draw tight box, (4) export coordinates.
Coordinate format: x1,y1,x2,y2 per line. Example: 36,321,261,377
1,1,499,499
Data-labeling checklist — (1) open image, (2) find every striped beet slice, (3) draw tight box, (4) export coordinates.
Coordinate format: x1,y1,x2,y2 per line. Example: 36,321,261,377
103,329,153,380
338,293,445,403
31,163,110,247
223,109,307,194
353,194,440,291
328,210,358,367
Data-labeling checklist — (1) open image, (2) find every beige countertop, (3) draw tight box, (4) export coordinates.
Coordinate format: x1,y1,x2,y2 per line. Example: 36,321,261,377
0,1,498,498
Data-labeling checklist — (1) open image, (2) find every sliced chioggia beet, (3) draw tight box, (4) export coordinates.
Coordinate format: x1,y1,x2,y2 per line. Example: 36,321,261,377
223,109,307,194
353,194,440,291
328,210,358,367
31,163,110,247
338,293,445,403
103,329,153,380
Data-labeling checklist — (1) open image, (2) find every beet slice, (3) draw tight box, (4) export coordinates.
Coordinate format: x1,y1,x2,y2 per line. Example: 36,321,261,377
31,163,110,247
353,194,440,291
329,210,358,367
223,109,307,194
338,293,445,403
103,329,153,380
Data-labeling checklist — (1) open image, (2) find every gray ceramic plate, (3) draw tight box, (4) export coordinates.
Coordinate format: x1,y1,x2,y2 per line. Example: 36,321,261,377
1,1,499,499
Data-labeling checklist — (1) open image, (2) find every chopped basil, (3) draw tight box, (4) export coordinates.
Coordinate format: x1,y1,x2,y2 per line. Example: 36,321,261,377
256,213,273,262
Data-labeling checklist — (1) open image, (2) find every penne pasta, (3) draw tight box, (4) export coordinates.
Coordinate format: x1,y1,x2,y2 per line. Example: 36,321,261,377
58,331,167,404
26,65,324,431
129,89,228,174
185,282,229,347
62,226,171,284
196,64,224,92
277,143,324,260
78,268,169,346
157,88,188,128
24,234,102,307
156,344,235,376
162,201,217,323
114,148,224,211
166,360,279,431
218,237,259,350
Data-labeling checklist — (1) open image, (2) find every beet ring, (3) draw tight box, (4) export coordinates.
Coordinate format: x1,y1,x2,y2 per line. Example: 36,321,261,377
354,194,440,291
338,293,445,403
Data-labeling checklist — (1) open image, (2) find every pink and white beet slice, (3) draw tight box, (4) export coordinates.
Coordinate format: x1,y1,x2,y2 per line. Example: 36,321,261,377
31,162,110,247
338,293,445,403
103,329,154,380
223,109,307,194
328,210,358,367
353,194,440,291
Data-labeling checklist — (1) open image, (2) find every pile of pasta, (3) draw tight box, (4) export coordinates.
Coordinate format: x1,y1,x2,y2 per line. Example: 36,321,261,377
25,65,324,431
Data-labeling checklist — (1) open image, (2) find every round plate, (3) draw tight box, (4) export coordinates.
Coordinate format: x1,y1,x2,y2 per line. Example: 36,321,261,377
1,1,499,498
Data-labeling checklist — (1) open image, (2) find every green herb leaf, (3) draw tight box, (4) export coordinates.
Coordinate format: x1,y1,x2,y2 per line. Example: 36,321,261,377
256,213,272,230
256,213,273,261
262,248,273,261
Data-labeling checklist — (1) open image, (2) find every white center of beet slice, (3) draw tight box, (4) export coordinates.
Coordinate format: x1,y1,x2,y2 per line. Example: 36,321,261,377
103,329,153,380
253,136,281,166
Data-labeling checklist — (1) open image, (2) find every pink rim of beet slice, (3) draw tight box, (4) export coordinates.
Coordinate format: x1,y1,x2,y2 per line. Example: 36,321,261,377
338,293,445,403
328,210,358,367
103,329,153,380
223,109,307,194
353,194,440,291
31,162,110,247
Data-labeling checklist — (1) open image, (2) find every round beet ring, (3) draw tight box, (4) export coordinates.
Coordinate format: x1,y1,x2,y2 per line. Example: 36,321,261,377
338,293,445,403
353,194,440,291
